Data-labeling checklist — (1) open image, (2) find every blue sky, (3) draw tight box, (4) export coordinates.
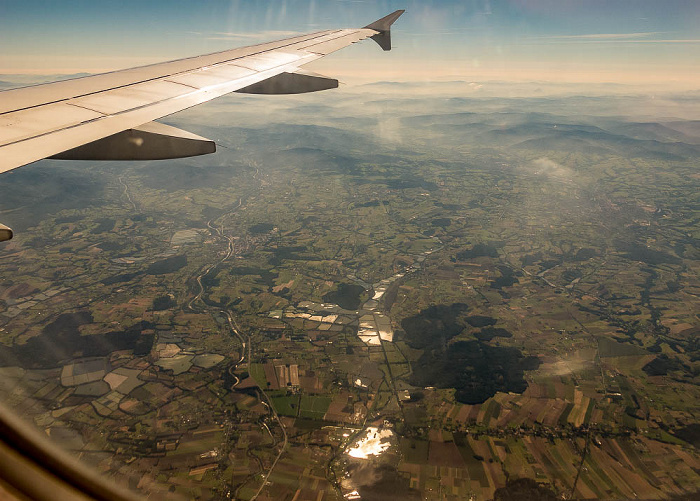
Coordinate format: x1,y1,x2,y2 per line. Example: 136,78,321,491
1,1,699,85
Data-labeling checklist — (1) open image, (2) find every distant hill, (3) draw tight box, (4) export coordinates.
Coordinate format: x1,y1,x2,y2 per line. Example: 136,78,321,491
602,121,700,144
663,120,700,141
399,110,700,159
512,131,700,160
0,164,107,231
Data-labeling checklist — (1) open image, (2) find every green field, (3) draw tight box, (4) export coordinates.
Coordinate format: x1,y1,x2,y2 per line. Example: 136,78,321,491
298,395,332,420
270,394,300,417
249,363,267,388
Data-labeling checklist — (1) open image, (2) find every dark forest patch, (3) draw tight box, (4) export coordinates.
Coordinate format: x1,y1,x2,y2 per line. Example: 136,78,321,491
493,478,558,501
152,295,176,311
230,267,279,288
249,223,274,235
92,218,115,234
0,313,154,368
433,202,462,211
96,241,125,252
268,246,309,266
4,283,39,300
323,283,365,310
401,303,540,403
431,218,451,227
354,200,385,208
146,255,187,275
400,303,470,350
574,248,598,261
521,252,543,267
673,424,700,448
409,340,540,404
642,354,686,376
491,275,518,289
562,269,583,282
456,243,498,260
491,266,519,289
474,327,513,342
616,240,680,265
465,315,497,328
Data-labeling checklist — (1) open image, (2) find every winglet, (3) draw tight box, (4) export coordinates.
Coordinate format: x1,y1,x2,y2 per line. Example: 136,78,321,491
364,10,405,51
364,10,405,32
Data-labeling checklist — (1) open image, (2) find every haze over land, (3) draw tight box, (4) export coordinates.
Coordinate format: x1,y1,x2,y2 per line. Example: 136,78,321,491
0,74,699,499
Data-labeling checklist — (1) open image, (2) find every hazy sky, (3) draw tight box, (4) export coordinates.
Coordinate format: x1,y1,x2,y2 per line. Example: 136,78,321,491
1,0,699,86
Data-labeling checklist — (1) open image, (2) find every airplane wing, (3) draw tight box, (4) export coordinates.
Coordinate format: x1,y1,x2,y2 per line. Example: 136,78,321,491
0,10,404,241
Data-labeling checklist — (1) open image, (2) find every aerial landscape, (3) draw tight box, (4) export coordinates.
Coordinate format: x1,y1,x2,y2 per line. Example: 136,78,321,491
1,1,700,500
0,79,698,500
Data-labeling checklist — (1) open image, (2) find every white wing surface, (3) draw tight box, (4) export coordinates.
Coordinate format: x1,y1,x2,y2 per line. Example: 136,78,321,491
0,10,405,176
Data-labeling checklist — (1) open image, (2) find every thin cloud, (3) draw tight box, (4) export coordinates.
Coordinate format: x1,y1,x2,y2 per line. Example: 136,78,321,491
534,32,663,40
413,29,481,37
524,32,700,45
529,39,700,45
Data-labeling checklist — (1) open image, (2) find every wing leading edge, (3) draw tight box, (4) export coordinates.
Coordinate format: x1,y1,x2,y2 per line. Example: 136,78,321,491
0,10,404,242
